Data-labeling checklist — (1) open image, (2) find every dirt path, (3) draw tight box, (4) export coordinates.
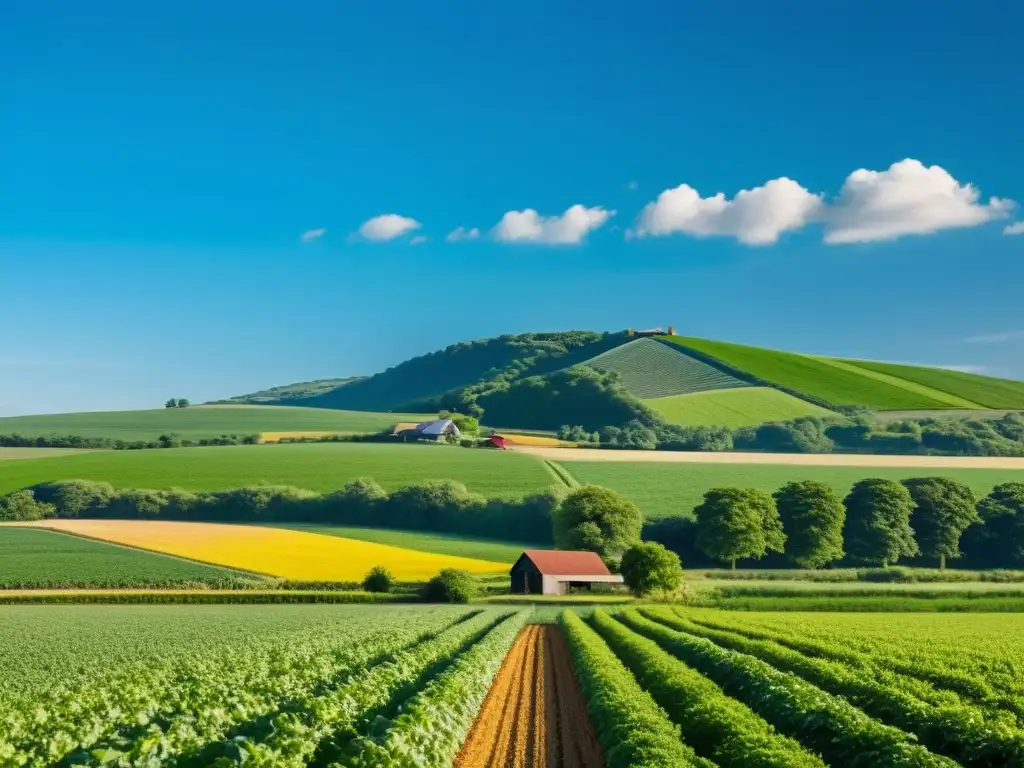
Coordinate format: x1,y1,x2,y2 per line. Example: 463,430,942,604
512,445,1024,469
455,624,603,768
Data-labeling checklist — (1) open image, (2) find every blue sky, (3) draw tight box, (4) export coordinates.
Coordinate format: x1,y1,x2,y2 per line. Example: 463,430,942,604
2,0,1022,415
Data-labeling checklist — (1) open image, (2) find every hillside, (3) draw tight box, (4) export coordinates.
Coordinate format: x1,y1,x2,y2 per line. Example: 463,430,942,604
222,377,364,404
226,329,1024,430
0,405,431,442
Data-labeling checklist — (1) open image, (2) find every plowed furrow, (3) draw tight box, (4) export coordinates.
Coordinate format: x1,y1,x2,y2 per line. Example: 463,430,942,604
455,624,603,768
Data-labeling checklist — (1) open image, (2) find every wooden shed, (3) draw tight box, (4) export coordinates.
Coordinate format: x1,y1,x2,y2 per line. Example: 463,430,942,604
509,550,624,596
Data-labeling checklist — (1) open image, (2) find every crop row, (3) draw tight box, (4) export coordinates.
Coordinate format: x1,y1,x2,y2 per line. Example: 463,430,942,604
0,608,468,767
558,610,715,768
588,609,824,768
651,608,1024,767
614,609,955,767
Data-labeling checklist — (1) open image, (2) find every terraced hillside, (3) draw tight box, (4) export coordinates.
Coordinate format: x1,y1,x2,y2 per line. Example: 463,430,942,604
644,387,834,428
584,338,750,398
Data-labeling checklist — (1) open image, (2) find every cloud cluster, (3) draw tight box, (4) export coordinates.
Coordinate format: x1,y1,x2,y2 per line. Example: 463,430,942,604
492,204,614,244
633,159,1013,246
300,228,326,242
445,226,480,242
1005,222,1024,236
633,177,823,245
356,214,422,242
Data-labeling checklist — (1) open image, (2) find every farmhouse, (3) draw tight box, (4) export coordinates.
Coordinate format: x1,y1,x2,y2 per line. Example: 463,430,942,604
509,550,624,596
392,419,461,442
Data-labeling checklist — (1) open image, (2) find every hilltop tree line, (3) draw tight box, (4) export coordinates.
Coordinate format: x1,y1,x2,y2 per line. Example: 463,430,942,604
560,411,1024,458
0,433,259,451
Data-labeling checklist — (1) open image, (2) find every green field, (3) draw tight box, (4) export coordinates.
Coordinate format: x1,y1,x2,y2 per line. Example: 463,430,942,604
815,358,983,408
0,527,255,588
644,387,833,427
585,337,748,398
660,336,956,410
560,459,1024,519
0,404,432,441
276,524,533,562
0,447,93,460
841,359,1024,409
0,442,553,498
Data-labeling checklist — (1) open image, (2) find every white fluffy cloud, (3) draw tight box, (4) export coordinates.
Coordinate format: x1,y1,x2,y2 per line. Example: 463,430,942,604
445,226,480,242
409,235,428,245
300,228,326,242
824,159,1013,244
492,204,614,245
632,178,823,245
1005,221,1024,236
356,214,422,242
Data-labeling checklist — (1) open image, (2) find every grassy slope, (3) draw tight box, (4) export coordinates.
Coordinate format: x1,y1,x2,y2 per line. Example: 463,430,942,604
276,524,533,562
644,387,833,428
0,448,93,461
814,358,983,408
562,460,1023,519
0,405,432,441
839,359,1024,409
0,442,553,498
584,337,748,398
0,527,250,587
660,336,954,410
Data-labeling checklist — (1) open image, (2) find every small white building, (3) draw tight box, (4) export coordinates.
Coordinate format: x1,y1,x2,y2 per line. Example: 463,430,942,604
509,549,624,596
393,419,461,441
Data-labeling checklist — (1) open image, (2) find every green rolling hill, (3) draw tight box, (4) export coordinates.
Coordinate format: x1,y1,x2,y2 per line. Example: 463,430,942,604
644,387,834,428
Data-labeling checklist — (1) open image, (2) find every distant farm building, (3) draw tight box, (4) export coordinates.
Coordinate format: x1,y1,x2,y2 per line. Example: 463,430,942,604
627,325,675,337
488,434,509,449
392,419,461,442
509,550,624,596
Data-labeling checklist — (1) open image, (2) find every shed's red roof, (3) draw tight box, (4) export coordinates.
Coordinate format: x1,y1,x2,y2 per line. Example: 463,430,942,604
520,549,612,576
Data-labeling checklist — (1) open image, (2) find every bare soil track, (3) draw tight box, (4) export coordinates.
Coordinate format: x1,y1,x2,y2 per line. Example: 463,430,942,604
456,624,603,768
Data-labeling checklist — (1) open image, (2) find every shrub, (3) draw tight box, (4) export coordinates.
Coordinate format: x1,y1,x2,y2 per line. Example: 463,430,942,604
362,565,394,593
620,542,683,596
421,568,478,603
0,490,55,521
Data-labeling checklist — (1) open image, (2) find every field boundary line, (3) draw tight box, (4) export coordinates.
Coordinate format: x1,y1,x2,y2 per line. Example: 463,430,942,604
544,460,579,488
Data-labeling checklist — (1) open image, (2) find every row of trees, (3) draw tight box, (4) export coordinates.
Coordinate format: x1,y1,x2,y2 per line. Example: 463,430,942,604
164,398,190,408
559,412,1024,457
0,433,259,451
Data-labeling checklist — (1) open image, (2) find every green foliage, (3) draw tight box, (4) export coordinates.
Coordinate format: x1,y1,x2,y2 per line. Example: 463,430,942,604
589,610,825,768
553,484,643,558
225,376,365,404
165,398,177,408
176,398,190,408
558,610,714,768
645,387,833,429
695,487,785,568
439,410,480,434
478,365,660,431
660,335,955,410
323,477,388,523
903,477,979,568
0,489,54,521
965,483,1024,567
361,565,394,593
421,568,478,603
620,542,683,596
774,481,846,568
844,479,919,567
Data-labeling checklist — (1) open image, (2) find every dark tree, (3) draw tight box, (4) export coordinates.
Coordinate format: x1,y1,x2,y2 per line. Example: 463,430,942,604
362,565,394,593
165,398,178,408
176,398,190,408
903,477,979,569
964,483,1024,567
620,541,683,596
773,481,845,568
0,490,55,521
843,479,918,567
421,568,478,603
552,485,643,559
694,487,785,570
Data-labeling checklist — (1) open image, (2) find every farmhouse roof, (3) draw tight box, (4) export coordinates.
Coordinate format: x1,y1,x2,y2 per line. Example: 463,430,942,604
391,422,420,435
518,549,612,577
417,419,459,436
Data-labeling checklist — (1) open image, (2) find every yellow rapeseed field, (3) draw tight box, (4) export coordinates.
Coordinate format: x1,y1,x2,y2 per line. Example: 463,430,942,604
14,520,507,580
258,431,348,443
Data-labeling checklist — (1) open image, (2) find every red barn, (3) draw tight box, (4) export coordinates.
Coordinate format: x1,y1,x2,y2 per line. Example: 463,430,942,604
509,550,624,595
488,435,509,449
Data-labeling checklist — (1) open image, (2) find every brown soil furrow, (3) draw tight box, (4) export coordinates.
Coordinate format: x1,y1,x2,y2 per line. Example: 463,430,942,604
455,624,604,768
